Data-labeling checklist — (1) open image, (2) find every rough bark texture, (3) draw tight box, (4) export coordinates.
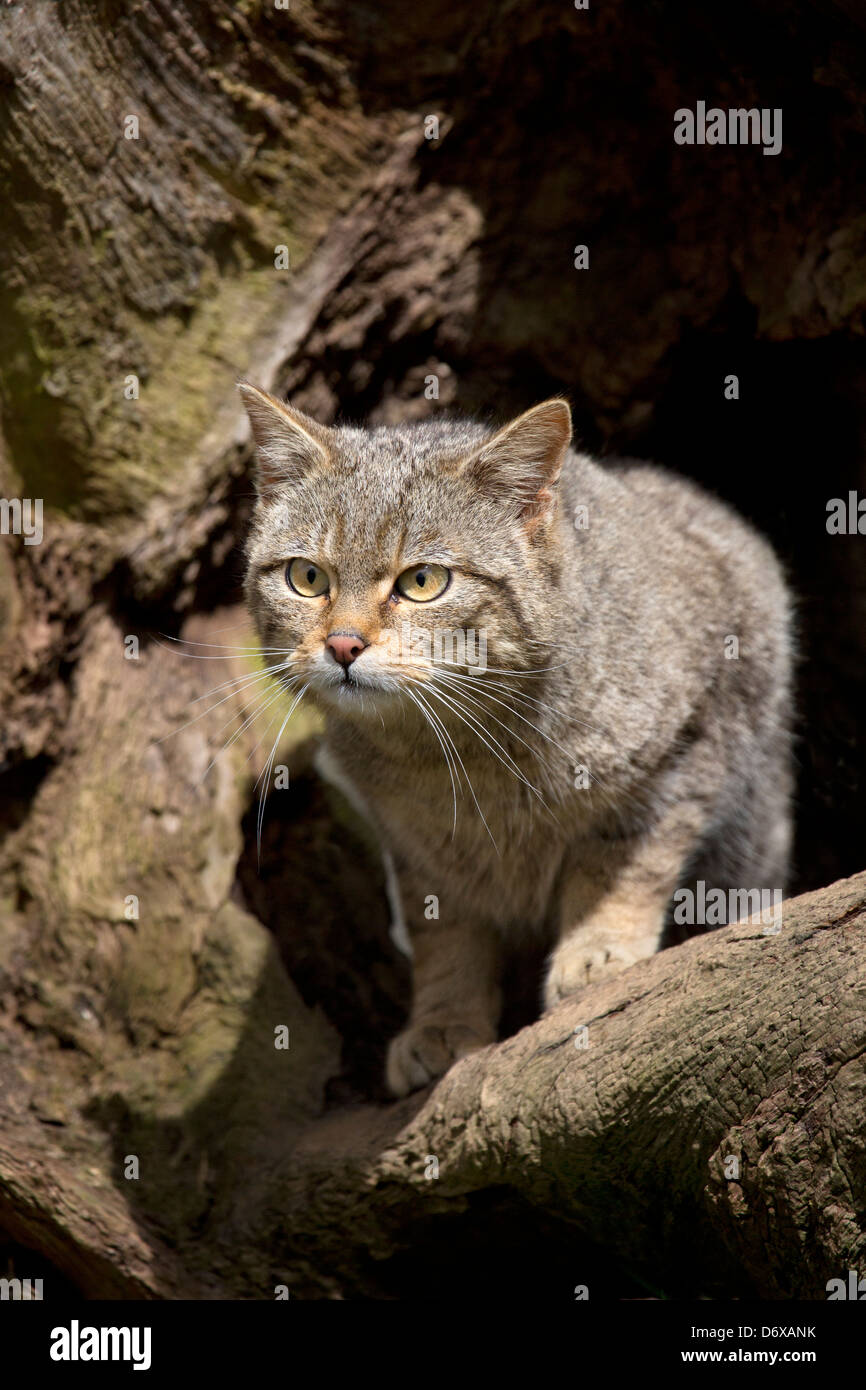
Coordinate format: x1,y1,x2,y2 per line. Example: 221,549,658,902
2,852,865,1299
0,0,865,1299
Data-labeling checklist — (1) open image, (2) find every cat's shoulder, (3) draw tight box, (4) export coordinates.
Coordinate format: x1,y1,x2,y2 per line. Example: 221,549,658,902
575,451,767,543
563,449,788,595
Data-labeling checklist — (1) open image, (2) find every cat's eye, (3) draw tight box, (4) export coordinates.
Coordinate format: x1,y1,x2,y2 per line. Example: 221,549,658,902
286,558,329,597
394,563,451,603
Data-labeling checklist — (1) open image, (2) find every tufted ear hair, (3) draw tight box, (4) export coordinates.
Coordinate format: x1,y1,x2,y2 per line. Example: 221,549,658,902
465,399,572,527
238,381,332,498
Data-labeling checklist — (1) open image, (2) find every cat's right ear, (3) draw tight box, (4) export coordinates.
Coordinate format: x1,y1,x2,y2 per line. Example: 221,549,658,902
238,381,331,497
465,398,572,531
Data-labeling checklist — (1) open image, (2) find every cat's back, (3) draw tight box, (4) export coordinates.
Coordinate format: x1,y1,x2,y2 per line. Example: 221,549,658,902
562,449,791,634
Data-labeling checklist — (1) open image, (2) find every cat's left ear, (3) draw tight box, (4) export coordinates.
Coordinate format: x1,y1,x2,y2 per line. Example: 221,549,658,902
238,381,332,498
467,399,572,529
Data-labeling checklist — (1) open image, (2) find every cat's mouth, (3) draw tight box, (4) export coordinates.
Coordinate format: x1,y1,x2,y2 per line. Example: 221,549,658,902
319,664,385,699
313,662,409,706
301,647,422,707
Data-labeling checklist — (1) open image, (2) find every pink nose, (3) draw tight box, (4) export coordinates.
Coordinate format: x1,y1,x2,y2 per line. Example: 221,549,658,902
325,632,367,667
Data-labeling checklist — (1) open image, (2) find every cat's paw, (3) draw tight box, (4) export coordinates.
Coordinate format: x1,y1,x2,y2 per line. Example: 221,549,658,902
385,1021,493,1097
543,932,644,1008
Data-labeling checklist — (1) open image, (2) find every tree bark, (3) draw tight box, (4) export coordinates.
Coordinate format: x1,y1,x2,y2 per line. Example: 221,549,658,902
2,860,864,1299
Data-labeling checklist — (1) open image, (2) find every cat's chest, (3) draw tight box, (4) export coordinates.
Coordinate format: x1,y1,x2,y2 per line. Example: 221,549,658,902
322,723,561,833
316,732,569,927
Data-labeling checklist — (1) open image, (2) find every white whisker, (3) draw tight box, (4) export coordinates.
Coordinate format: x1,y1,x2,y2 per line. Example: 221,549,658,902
412,685,499,852
435,671,570,763
156,660,296,744
405,687,459,837
200,680,292,786
254,683,309,862
436,669,607,798
434,674,561,783
186,660,299,708
154,633,295,656
435,663,605,737
423,681,545,807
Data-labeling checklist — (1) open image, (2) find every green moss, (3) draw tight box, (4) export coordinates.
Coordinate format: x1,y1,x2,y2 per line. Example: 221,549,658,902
0,43,379,518
0,242,309,517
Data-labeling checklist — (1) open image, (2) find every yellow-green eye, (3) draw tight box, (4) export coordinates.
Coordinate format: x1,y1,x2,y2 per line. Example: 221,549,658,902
394,563,450,602
287,558,329,597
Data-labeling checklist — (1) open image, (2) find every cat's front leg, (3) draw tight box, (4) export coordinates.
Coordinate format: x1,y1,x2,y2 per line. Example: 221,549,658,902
544,811,700,1007
544,905,666,1005
386,913,502,1097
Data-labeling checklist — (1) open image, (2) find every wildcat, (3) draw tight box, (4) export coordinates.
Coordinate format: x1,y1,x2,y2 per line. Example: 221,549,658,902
240,383,793,1096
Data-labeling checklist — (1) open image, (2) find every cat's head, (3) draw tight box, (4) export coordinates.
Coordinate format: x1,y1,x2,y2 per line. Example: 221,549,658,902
240,383,571,710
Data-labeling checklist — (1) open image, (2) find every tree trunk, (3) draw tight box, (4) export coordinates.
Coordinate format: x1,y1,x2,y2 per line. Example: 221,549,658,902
1,0,865,1299
2,852,865,1299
